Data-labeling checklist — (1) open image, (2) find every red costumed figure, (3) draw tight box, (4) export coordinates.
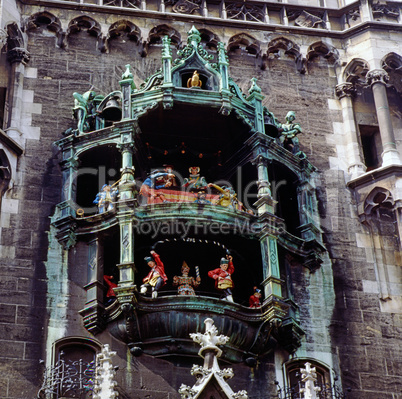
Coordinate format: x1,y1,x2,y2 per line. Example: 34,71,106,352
249,287,262,308
208,255,234,302
140,250,168,298
103,275,118,306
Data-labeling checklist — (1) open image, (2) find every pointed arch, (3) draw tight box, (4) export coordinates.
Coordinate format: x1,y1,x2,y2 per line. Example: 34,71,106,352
382,52,402,94
67,16,101,38
25,11,62,35
107,20,141,43
266,37,305,73
343,58,370,85
227,33,260,56
198,28,220,51
148,24,181,47
306,41,339,64
363,187,394,217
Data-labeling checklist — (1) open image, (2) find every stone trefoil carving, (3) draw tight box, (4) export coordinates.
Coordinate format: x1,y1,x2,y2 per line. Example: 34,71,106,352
225,3,265,22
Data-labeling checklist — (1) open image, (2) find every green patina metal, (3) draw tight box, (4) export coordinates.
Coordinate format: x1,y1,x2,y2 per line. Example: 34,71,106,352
51,25,327,362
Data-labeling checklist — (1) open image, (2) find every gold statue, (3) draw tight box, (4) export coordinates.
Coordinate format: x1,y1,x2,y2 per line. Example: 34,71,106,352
187,70,202,88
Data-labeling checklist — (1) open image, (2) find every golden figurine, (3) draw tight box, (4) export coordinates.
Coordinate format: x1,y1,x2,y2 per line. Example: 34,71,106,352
187,70,202,88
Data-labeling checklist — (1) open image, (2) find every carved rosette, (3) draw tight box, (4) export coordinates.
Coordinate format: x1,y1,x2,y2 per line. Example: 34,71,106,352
335,82,356,99
366,69,389,86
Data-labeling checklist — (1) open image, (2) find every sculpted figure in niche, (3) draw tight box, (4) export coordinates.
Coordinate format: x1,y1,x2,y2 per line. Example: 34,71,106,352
172,261,201,296
278,111,302,155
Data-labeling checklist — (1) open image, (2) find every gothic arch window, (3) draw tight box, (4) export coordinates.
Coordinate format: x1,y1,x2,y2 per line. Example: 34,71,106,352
285,359,331,395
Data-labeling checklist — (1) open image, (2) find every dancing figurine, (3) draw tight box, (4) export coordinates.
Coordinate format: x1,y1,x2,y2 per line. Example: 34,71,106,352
208,254,234,302
93,184,119,213
139,167,176,203
172,262,201,296
103,275,118,306
183,166,208,191
140,250,168,298
249,287,262,308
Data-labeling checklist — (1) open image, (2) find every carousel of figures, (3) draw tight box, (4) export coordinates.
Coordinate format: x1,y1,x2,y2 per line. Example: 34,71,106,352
278,110,302,155
103,275,118,306
139,166,176,203
208,253,234,302
140,250,168,298
93,184,119,213
249,287,262,308
172,262,201,296
183,166,208,191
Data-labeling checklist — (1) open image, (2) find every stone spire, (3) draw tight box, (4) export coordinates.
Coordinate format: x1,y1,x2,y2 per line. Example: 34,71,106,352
93,344,119,399
178,318,248,399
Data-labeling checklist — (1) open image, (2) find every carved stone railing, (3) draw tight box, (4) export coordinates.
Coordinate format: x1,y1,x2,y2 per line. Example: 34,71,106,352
24,0,401,33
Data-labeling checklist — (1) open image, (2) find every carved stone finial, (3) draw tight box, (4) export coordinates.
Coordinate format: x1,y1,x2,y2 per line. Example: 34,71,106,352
190,318,229,357
300,362,321,399
93,344,119,399
366,68,389,86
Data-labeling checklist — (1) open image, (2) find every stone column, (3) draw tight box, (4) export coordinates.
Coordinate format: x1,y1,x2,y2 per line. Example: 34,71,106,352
335,82,366,178
253,156,282,300
366,69,401,166
5,47,30,144
116,135,136,286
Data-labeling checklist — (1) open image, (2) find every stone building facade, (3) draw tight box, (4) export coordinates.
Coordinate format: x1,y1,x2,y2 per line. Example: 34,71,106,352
0,0,401,398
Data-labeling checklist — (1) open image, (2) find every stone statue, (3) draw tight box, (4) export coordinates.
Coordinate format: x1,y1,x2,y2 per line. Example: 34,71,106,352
278,111,302,155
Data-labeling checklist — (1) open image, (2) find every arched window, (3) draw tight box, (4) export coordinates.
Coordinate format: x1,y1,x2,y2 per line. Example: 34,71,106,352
285,359,331,395
38,337,102,399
